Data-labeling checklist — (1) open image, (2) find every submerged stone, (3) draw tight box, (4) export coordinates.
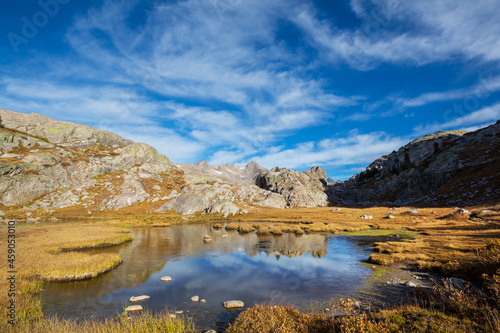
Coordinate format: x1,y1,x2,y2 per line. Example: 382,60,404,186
160,276,172,282
129,295,150,303
223,300,244,309
125,305,143,312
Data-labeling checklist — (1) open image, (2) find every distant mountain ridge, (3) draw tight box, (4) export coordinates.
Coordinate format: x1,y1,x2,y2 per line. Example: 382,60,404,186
1,108,499,216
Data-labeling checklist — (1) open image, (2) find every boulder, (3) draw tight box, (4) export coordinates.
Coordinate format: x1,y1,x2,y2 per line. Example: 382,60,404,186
129,295,150,303
384,215,395,219
125,305,143,312
223,300,244,309
160,276,172,282
205,200,239,217
360,215,373,219
257,192,287,209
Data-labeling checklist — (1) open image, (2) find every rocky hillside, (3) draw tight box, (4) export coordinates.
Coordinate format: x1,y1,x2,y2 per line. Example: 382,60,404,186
2,108,498,215
0,109,174,210
328,121,500,207
256,166,329,207
0,109,313,216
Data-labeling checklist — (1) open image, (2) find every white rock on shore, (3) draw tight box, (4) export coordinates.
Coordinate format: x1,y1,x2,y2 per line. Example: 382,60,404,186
125,305,143,312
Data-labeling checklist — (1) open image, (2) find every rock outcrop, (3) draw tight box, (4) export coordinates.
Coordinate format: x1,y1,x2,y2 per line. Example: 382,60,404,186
157,182,286,215
0,109,173,208
176,160,267,185
328,121,500,206
256,167,328,207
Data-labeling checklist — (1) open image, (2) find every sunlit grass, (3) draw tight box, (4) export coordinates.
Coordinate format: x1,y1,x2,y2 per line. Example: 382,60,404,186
1,310,195,333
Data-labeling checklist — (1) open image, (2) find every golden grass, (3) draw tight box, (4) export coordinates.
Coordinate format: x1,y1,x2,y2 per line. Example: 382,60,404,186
1,310,195,333
225,223,239,230
237,224,256,233
0,223,133,326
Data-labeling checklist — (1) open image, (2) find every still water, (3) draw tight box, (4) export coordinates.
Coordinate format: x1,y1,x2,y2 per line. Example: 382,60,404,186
42,222,376,330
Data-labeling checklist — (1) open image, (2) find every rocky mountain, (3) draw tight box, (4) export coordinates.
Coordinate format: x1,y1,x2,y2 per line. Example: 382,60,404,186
256,166,329,207
0,109,298,215
175,160,267,185
0,109,173,209
328,121,500,207
1,108,498,215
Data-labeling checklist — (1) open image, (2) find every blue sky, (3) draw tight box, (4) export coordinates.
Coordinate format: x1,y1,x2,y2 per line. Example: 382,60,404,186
1,0,500,180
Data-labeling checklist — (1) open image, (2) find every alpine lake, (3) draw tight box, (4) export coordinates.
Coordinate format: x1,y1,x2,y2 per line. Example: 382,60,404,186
42,222,412,331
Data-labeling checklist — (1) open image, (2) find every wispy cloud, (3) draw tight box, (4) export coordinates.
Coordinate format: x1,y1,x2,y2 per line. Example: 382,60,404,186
394,75,500,108
413,102,500,135
294,0,500,70
2,0,499,176
249,131,405,171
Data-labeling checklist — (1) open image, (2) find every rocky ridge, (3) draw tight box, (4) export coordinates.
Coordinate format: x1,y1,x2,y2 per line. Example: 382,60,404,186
328,121,500,206
0,109,303,215
0,109,174,209
1,108,499,214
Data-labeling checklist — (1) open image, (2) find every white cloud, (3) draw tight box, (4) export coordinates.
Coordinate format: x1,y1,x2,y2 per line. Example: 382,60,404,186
394,75,500,108
249,131,405,170
413,102,500,135
294,0,500,69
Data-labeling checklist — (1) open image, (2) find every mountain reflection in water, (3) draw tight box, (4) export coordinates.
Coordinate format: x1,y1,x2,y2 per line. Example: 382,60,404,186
42,222,373,330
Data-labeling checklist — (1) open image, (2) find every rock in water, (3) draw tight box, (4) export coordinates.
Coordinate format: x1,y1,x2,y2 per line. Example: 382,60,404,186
125,305,143,312
223,300,244,309
129,295,150,303
160,276,172,282
191,296,200,302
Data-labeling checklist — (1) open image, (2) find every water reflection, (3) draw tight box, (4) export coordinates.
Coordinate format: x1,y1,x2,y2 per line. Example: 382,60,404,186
43,222,373,329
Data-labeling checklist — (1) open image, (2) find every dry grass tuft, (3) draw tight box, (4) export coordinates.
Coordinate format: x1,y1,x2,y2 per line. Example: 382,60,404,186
225,223,239,230
1,310,195,333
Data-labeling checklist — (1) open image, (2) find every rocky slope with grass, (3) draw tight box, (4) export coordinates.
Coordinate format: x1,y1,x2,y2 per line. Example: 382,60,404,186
0,109,174,210
328,121,500,206
0,109,308,216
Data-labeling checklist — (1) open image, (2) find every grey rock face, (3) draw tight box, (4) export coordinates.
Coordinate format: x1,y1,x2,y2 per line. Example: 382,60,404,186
176,160,266,185
256,166,328,207
157,182,286,215
328,122,500,207
159,184,225,215
205,200,239,217
0,110,172,208
0,109,132,148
